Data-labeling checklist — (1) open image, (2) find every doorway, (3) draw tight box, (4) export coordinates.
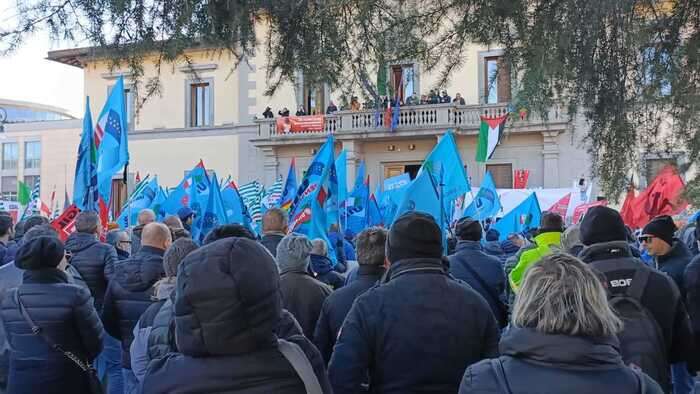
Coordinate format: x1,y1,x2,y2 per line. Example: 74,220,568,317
383,163,421,181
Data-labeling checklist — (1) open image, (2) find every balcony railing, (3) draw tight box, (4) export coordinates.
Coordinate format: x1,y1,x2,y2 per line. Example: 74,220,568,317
255,102,567,140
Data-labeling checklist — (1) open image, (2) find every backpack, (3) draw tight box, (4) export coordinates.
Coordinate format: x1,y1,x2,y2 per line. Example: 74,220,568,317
591,263,669,390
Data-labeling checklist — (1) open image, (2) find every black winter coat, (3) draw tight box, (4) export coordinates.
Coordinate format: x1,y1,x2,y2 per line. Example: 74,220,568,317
310,254,345,290
460,327,663,394
1,269,104,394
280,269,332,339
683,254,700,349
0,261,23,386
328,258,500,394
141,237,331,394
260,233,285,257
64,232,118,311
449,241,508,327
580,241,700,387
101,245,164,368
656,240,693,297
314,264,384,364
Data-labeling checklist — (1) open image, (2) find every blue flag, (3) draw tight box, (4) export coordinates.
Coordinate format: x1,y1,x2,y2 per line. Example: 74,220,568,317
390,98,400,132
187,164,211,241
346,162,369,236
326,159,340,230
394,169,441,224
421,130,470,201
335,150,348,209
149,187,168,219
492,193,542,241
95,76,129,202
197,173,230,243
381,173,411,226
221,181,247,226
73,97,98,211
279,158,298,211
367,193,384,227
462,172,502,220
116,176,158,228
289,136,337,265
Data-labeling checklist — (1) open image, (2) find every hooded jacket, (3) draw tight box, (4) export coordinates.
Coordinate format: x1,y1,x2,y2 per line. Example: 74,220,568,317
328,258,500,394
459,327,663,393
314,264,385,363
64,232,118,311
310,254,345,290
1,269,104,394
580,241,699,390
101,245,164,368
141,238,331,394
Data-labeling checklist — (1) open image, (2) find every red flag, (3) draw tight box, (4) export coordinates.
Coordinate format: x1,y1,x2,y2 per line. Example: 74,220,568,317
573,200,608,224
50,204,80,241
547,193,571,218
630,166,687,228
39,200,51,217
513,169,530,189
135,171,141,184
620,185,637,228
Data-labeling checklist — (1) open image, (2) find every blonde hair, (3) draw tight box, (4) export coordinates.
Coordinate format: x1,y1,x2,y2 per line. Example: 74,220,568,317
512,253,622,337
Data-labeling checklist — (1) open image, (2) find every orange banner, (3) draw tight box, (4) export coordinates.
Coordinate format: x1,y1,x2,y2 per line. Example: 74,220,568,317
276,115,325,133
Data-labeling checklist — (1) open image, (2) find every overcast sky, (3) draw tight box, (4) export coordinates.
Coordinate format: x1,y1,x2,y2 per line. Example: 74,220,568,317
0,0,84,117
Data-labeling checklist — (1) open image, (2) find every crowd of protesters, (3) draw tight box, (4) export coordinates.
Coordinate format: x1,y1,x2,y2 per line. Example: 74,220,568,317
261,89,467,119
1,203,700,393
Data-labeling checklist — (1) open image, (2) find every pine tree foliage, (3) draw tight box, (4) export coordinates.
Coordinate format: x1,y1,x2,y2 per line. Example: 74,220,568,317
1,0,698,202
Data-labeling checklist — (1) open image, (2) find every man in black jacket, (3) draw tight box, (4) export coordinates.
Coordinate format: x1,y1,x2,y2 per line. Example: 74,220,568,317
130,209,155,255
101,222,171,394
578,207,698,393
260,208,288,257
328,212,500,394
314,227,387,364
64,211,121,394
0,215,16,266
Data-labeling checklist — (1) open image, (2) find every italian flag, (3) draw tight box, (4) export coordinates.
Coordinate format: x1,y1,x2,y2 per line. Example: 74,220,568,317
475,114,508,162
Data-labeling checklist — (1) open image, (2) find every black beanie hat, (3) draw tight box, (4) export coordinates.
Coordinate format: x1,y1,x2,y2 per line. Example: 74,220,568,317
455,217,482,241
642,215,677,247
387,212,442,262
15,236,65,270
579,206,628,246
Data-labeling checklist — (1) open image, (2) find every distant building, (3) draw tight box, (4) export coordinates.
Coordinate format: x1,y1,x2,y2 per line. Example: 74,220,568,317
0,99,80,209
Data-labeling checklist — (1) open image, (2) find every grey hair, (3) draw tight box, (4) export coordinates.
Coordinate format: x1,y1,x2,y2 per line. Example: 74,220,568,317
311,239,328,256
105,229,127,247
356,227,388,266
512,253,622,337
75,211,100,233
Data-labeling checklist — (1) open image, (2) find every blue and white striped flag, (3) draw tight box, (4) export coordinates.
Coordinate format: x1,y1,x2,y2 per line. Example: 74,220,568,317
262,176,284,209
238,181,264,223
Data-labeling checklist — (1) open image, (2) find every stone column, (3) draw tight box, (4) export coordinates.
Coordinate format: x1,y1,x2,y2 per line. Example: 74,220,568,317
343,140,363,187
261,146,278,186
542,131,561,188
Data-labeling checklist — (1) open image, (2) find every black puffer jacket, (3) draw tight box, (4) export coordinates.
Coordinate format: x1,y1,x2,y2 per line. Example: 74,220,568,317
141,238,331,394
64,232,118,311
261,233,285,257
1,269,104,394
460,327,663,393
101,245,164,368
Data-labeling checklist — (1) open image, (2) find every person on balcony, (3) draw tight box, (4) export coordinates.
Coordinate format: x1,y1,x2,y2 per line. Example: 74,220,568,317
278,107,290,117
453,93,466,105
326,101,338,115
420,94,429,104
295,106,307,116
350,96,361,111
262,107,274,118
428,90,440,104
440,90,452,103
405,93,419,106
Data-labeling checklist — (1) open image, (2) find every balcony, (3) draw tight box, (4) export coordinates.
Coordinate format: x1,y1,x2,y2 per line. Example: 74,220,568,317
251,102,570,146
